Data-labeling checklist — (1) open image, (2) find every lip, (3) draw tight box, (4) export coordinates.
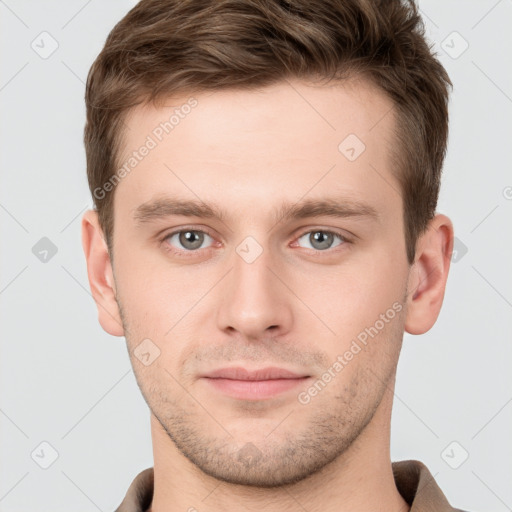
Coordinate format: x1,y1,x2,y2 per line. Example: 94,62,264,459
200,367,311,400
201,366,308,380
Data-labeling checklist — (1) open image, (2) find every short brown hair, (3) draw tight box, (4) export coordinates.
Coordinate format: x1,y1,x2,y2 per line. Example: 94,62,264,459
84,0,452,264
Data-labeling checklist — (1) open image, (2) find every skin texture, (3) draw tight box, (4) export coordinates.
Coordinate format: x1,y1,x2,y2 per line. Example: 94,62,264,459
82,78,453,512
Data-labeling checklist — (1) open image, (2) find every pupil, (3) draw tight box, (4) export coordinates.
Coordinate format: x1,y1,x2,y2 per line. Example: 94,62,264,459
181,230,203,249
311,231,332,250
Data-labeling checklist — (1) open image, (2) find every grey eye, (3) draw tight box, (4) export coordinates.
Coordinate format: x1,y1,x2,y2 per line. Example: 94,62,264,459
297,230,344,251
167,230,213,251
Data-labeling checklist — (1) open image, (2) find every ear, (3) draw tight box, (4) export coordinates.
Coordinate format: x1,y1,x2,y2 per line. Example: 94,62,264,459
404,214,454,335
81,209,124,337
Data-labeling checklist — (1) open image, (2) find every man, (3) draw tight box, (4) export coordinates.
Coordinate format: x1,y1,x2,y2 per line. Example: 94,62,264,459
81,0,466,510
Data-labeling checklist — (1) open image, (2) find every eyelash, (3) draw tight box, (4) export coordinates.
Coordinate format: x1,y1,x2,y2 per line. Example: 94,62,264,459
159,226,352,258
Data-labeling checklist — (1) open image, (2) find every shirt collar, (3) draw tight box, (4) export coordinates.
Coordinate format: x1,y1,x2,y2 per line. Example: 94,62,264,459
115,459,462,512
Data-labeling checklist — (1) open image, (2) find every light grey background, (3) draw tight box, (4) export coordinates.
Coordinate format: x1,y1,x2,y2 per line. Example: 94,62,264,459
1,1,511,510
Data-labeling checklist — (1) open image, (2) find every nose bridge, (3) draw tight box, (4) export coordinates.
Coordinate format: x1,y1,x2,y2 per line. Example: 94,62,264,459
216,235,292,337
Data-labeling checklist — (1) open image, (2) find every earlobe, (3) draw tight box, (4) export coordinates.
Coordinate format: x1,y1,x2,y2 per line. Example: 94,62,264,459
81,209,125,337
404,214,454,335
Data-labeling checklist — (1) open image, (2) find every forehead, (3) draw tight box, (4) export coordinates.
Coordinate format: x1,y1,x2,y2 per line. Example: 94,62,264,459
114,77,399,222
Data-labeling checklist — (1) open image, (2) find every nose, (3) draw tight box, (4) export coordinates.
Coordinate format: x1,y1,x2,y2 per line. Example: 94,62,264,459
216,242,293,341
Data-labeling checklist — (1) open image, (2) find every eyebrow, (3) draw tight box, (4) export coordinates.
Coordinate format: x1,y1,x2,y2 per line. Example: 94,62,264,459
132,195,380,226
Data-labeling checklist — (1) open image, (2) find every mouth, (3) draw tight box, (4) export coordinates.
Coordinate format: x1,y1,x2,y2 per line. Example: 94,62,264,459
200,366,311,400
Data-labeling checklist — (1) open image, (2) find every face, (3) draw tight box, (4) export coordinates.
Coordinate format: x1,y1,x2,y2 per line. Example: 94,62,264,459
101,78,413,486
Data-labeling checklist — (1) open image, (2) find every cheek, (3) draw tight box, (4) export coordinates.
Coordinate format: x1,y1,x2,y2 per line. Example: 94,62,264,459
115,254,190,322
300,255,405,330
291,263,406,377
116,265,212,370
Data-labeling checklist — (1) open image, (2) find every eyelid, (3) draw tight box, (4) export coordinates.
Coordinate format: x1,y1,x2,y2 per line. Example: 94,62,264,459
295,227,351,239
291,227,352,249
159,226,218,255
159,225,353,256
160,225,216,240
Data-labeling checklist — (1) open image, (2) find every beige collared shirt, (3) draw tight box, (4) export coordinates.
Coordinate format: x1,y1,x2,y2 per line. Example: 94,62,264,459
114,459,467,512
